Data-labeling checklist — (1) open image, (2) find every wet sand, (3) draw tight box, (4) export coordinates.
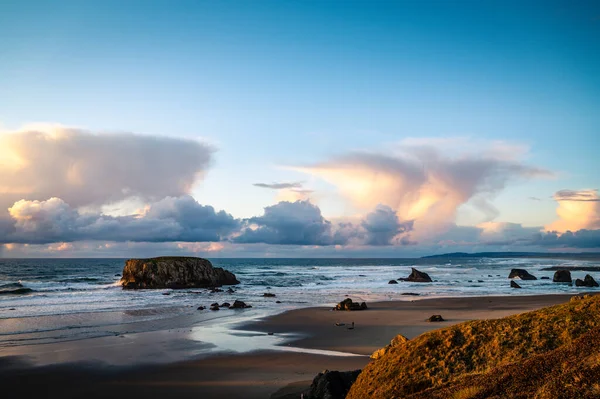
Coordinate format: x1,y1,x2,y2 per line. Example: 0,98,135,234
0,294,576,399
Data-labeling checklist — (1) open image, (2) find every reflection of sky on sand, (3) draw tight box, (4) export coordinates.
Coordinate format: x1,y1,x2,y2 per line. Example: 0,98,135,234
189,317,366,358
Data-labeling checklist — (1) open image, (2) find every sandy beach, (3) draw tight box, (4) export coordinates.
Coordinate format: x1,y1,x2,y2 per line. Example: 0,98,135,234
0,293,577,399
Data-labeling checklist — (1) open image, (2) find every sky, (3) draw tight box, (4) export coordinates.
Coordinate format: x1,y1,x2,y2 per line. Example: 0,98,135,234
0,0,599,257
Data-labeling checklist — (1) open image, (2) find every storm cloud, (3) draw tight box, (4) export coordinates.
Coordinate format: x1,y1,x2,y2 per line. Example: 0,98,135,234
233,200,337,245
233,200,413,246
2,196,239,244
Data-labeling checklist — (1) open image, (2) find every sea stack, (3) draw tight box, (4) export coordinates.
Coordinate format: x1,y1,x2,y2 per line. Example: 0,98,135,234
120,257,239,289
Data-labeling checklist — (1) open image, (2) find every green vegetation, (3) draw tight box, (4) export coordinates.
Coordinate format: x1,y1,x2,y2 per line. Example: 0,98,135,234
347,295,600,399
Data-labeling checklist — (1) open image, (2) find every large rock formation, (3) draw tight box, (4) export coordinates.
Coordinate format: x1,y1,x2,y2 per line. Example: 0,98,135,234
303,369,362,399
120,257,239,289
398,268,432,283
346,294,600,399
508,268,537,280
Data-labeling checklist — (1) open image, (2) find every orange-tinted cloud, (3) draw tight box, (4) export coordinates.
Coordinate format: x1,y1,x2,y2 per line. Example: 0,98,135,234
294,138,550,239
546,189,600,232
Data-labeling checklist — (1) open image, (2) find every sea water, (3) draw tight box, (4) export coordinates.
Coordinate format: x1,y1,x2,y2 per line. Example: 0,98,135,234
1,257,598,349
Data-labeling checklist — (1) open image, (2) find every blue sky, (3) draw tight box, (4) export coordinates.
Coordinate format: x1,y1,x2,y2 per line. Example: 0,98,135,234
0,1,599,257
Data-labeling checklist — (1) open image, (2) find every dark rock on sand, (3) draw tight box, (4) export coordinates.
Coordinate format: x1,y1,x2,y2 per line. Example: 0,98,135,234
508,268,537,280
401,292,420,296
388,280,398,284
120,257,239,289
334,298,368,311
303,369,361,399
230,300,252,309
428,315,445,322
575,274,599,287
553,270,572,283
511,280,522,289
398,268,432,283
263,293,276,297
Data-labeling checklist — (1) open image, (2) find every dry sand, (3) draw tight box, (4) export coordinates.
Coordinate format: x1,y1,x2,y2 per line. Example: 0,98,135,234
0,294,574,399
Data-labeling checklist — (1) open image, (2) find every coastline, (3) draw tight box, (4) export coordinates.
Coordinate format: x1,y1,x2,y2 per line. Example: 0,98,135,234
0,293,577,399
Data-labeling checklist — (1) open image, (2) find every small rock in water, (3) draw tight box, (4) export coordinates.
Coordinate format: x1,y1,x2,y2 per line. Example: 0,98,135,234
428,315,445,322
276,300,282,304
210,304,220,311
197,306,206,310
478,280,484,283
230,300,252,309
511,280,522,289
209,287,223,293
553,270,572,283
263,293,276,297
226,288,235,293
541,277,550,280
220,302,231,308
162,292,171,296
401,292,420,296
267,332,274,336
115,274,121,277
398,268,432,283
508,269,537,280
388,279,398,284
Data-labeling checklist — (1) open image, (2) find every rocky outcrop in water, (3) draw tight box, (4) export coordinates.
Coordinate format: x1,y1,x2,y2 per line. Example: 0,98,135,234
553,270,572,283
120,257,239,289
399,268,432,283
511,280,522,289
508,269,537,280
575,274,599,287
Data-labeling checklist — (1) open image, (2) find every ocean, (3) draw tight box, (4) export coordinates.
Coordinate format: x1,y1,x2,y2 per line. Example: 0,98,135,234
1,257,598,352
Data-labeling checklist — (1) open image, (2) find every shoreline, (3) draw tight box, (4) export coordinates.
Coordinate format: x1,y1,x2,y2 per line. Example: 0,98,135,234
0,293,580,399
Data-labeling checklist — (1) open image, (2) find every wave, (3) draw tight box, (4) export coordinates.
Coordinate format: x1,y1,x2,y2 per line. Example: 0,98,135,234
58,277,104,283
0,287,35,296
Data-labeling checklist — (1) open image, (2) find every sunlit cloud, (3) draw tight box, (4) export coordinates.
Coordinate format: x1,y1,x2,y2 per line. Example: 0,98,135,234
0,124,214,210
546,189,600,233
293,138,551,240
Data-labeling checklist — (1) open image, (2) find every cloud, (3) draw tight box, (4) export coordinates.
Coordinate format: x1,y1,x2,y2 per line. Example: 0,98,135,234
233,200,338,245
253,181,304,189
532,229,600,249
2,196,239,244
546,189,600,232
293,138,550,238
0,125,214,209
361,205,414,245
233,200,413,246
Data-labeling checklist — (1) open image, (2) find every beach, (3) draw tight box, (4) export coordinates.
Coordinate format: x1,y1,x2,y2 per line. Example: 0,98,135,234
0,294,575,399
